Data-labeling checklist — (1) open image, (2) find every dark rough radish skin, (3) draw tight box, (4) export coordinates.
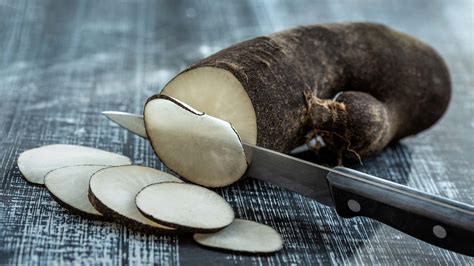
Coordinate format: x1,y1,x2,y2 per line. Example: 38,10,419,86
158,22,451,162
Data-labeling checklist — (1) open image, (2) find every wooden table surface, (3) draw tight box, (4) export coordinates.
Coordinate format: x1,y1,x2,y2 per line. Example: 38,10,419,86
1,0,473,265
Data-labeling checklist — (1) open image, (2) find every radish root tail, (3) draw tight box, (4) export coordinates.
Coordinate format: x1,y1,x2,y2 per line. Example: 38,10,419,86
304,91,362,165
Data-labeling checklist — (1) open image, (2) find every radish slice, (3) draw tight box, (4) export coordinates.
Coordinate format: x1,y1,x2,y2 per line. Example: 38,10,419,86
135,182,234,233
44,165,109,219
17,144,132,185
193,219,283,253
144,96,248,187
89,165,181,233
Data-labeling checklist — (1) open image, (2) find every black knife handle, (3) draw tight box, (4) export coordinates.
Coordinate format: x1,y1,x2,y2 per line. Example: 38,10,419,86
326,166,474,256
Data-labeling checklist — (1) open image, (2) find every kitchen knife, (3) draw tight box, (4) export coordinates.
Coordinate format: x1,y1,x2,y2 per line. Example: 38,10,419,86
102,111,474,256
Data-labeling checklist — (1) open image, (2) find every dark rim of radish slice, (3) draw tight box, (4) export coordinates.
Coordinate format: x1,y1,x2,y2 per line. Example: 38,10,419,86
135,182,234,233
88,165,180,234
44,164,114,220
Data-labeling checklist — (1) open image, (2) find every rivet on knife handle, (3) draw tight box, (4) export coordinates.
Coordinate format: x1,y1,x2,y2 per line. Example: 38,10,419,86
327,166,474,256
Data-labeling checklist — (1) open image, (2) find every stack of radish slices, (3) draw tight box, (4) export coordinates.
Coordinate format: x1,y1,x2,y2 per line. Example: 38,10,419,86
17,144,283,254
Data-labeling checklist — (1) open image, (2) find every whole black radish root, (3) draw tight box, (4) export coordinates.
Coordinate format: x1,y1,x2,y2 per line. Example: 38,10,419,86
153,22,451,165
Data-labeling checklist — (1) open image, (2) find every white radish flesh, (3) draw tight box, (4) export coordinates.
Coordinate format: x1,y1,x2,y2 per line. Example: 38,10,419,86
135,182,234,232
88,165,181,232
17,144,132,185
161,67,257,145
193,219,283,253
144,96,248,187
44,165,109,218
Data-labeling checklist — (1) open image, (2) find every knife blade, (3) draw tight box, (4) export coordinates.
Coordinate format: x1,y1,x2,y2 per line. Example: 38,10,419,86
102,110,474,256
102,111,335,205
102,111,148,138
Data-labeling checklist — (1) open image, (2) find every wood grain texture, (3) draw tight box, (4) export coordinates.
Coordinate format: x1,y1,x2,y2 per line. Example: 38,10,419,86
0,0,473,265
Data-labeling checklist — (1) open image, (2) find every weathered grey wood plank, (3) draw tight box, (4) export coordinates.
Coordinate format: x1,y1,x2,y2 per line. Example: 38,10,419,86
0,0,473,265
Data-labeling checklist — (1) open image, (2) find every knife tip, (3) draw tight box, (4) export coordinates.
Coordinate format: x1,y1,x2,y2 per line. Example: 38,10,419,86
101,111,116,118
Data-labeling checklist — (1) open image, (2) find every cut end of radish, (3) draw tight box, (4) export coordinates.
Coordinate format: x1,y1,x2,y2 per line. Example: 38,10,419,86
144,96,248,187
161,67,257,145
193,219,283,254
44,165,109,218
135,182,234,233
17,144,132,185
89,165,181,232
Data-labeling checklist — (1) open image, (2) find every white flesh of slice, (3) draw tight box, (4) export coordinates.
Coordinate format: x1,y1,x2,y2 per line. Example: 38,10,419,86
44,165,109,217
161,66,257,145
135,182,234,232
89,165,182,231
144,96,248,187
17,144,132,185
193,219,283,253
